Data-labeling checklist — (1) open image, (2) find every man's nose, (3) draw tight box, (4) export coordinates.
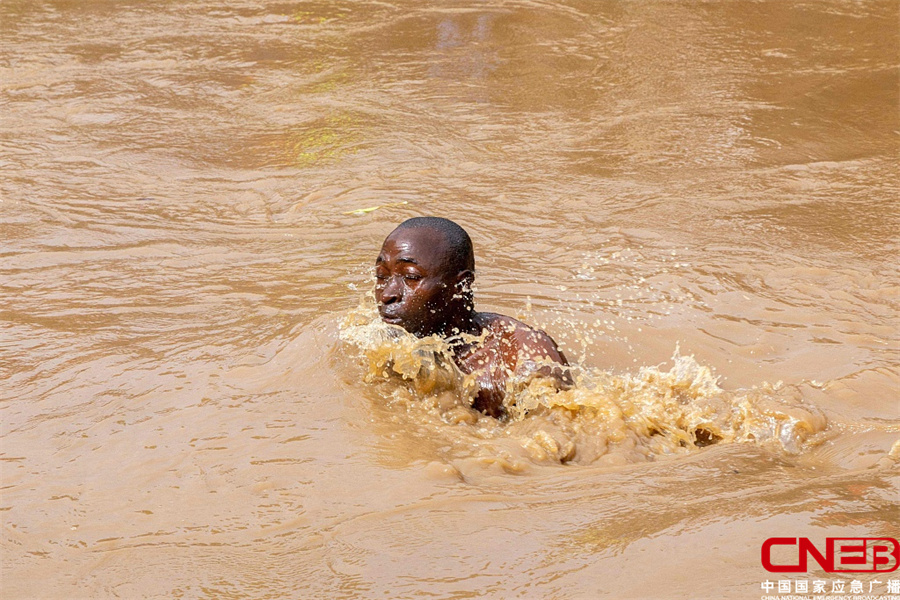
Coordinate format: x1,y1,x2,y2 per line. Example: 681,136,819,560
380,276,402,303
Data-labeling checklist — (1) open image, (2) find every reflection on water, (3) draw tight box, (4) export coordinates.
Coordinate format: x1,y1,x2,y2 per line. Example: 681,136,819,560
2,0,898,598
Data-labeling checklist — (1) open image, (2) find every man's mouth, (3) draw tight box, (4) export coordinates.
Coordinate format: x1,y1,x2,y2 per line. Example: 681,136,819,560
378,308,404,324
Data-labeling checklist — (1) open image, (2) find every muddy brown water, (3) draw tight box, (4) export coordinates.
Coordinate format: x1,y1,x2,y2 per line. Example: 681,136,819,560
2,1,898,598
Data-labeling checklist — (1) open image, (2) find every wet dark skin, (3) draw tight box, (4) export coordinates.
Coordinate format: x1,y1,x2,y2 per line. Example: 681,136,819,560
375,227,569,417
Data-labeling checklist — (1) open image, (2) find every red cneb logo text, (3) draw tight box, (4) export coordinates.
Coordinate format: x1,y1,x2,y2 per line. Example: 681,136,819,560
762,537,900,573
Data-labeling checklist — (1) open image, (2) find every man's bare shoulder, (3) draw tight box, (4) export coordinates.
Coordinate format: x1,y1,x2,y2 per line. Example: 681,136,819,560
475,312,567,365
475,312,536,337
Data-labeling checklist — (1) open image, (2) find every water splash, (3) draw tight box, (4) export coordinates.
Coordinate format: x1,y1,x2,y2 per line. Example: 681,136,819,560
339,301,827,468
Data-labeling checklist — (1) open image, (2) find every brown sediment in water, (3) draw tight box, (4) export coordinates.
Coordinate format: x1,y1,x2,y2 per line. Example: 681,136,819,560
2,0,898,597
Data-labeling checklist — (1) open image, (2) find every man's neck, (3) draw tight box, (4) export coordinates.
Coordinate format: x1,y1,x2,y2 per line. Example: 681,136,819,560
437,307,481,339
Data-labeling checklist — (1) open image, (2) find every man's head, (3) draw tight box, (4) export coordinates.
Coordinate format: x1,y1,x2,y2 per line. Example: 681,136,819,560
374,217,475,337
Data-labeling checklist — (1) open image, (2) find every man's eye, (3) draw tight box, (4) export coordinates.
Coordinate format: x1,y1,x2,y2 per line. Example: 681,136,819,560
375,273,387,281
404,274,421,281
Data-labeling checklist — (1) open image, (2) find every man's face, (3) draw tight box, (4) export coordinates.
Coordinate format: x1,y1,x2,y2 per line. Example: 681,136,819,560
374,227,458,337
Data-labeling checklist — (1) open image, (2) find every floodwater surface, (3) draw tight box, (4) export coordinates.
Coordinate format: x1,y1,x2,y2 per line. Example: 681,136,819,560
2,1,899,598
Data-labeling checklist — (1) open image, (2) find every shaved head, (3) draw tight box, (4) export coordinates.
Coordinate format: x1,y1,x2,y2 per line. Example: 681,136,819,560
392,217,475,275
374,217,476,337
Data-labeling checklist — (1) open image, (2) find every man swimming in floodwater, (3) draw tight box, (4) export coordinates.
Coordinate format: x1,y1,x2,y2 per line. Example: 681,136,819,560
375,217,569,417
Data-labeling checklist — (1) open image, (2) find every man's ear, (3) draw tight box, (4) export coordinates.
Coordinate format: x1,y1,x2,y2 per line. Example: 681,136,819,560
455,270,475,291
